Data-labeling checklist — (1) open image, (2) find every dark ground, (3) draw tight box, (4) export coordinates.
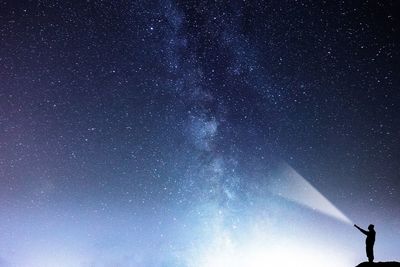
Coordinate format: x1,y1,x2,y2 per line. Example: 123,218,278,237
356,262,400,267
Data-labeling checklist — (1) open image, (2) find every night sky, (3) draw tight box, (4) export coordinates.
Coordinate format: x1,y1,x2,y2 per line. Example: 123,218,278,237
1,1,400,266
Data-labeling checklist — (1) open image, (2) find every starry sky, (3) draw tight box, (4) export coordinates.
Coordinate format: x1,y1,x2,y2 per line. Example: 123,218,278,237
1,1,400,266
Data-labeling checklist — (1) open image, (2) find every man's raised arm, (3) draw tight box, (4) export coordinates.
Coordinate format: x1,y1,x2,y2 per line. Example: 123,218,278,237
354,224,368,235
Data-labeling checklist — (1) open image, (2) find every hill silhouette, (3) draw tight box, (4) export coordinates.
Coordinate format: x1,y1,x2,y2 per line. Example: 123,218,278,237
356,262,400,267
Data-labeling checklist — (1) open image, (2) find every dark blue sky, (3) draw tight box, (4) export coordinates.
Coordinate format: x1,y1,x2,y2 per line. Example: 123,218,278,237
1,1,399,266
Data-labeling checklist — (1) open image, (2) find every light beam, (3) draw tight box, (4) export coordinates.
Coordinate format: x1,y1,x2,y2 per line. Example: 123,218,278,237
270,163,352,224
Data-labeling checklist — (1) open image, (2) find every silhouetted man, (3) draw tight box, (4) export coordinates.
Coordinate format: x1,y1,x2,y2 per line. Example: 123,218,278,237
354,224,376,262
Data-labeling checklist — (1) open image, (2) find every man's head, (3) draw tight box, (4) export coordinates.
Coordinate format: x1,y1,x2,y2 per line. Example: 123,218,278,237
368,224,374,231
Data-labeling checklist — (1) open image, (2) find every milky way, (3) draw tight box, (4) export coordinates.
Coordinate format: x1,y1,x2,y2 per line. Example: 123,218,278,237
1,1,400,266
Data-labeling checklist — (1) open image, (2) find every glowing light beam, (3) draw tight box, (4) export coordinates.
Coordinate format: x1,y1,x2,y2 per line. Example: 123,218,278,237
270,163,352,224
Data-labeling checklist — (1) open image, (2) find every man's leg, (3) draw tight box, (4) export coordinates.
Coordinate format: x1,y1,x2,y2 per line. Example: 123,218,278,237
367,245,374,262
